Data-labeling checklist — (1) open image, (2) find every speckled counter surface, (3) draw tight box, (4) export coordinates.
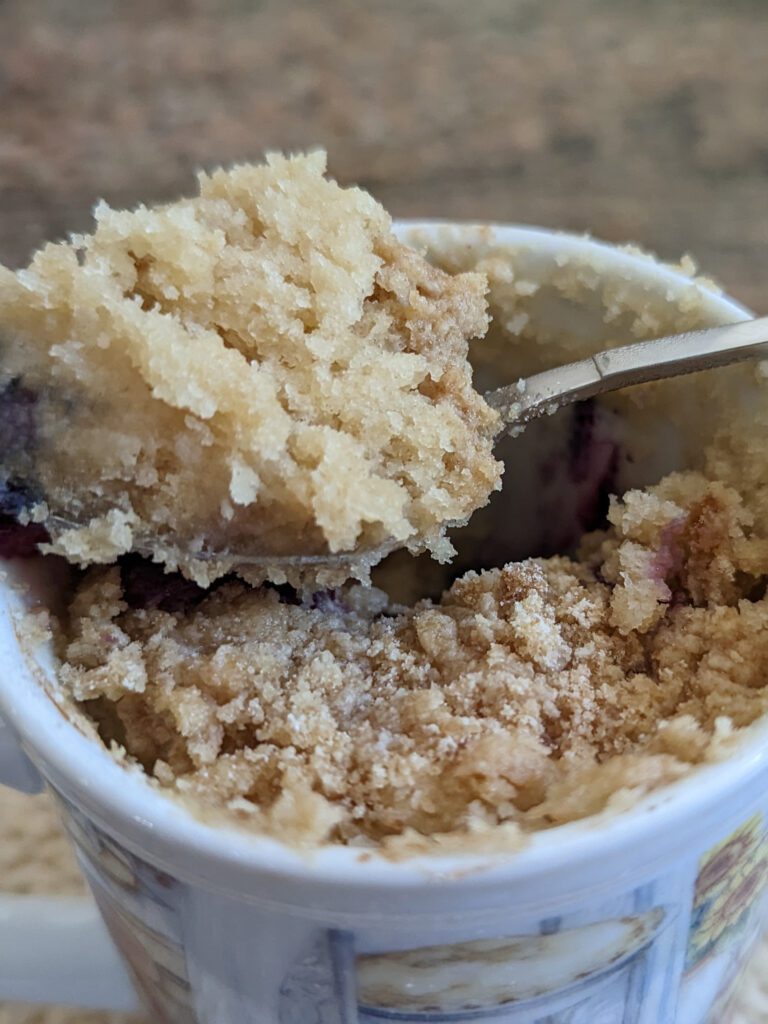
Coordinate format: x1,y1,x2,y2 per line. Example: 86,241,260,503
1,0,767,311
0,1,767,1021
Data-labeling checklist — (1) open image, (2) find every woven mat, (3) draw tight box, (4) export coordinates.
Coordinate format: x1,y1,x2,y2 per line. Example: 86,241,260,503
0,787,765,1024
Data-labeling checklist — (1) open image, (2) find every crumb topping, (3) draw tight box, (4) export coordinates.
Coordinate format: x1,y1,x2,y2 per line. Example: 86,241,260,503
57,475,768,850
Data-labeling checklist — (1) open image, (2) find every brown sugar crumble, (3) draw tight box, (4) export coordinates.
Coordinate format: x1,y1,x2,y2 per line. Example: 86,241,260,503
57,473,768,851
0,152,500,588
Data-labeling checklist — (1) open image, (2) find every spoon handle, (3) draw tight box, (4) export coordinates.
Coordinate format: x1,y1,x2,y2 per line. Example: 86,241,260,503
485,315,768,431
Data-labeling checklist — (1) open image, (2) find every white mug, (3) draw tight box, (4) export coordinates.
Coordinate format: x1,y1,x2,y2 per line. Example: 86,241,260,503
0,223,766,1024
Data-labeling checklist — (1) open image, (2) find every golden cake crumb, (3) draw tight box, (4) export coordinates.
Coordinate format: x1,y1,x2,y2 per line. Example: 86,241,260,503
0,152,500,587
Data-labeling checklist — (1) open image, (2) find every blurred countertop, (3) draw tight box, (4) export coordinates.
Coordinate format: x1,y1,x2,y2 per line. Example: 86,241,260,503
1,0,766,311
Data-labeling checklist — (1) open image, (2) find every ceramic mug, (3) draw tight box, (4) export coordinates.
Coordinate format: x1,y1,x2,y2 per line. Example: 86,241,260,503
0,224,766,1024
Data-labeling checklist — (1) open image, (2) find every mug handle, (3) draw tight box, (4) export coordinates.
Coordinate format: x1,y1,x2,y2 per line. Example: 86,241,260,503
0,895,140,1011
0,715,140,1012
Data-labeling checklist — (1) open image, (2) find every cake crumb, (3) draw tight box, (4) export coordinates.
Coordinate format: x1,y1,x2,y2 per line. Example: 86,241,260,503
0,152,500,587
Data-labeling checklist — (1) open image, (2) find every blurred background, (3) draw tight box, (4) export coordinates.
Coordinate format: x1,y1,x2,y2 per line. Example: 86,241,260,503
2,0,767,314
1,2,768,1022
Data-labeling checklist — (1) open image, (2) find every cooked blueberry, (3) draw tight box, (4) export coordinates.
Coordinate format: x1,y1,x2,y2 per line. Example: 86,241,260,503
119,555,209,613
568,399,598,484
0,515,50,558
269,582,302,606
308,589,348,613
0,378,38,453
569,400,621,533
0,479,40,519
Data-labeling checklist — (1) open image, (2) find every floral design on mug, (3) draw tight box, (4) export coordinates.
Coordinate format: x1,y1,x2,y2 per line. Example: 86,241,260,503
686,814,768,971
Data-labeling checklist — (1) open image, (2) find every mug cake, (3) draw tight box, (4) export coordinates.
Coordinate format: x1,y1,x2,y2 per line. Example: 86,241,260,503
1,153,767,855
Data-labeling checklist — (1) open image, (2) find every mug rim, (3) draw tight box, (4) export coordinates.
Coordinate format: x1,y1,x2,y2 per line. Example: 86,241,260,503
0,220,763,893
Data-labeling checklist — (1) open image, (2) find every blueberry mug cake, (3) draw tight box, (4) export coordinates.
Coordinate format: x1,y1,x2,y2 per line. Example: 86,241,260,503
2,153,767,853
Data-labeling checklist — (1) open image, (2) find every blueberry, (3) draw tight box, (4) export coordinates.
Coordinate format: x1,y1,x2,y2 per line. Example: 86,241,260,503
119,555,209,613
0,515,50,559
0,378,38,455
0,479,39,519
569,399,621,533
307,589,347,613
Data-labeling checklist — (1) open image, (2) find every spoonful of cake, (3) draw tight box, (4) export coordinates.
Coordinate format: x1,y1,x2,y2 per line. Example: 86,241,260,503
0,152,764,588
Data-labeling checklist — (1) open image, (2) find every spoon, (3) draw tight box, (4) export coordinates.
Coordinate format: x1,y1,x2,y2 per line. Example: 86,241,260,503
6,316,768,572
485,314,768,427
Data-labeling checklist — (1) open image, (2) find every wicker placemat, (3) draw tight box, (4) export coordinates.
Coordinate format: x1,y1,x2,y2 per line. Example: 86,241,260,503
0,786,765,1023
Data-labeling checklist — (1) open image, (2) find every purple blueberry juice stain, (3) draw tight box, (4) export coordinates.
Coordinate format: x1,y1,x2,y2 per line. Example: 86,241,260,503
0,480,41,520
0,377,46,557
118,561,337,615
268,582,302,606
0,378,46,557
650,516,686,584
568,401,599,484
307,589,348,613
533,399,623,557
119,555,212,613
652,517,698,608
568,399,621,532
0,515,49,559
0,480,49,558
0,378,38,456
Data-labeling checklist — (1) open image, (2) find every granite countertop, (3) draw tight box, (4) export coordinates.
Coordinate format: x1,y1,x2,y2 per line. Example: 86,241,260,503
1,0,766,312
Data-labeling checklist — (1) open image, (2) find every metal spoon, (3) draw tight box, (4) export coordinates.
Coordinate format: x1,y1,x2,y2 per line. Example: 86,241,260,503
484,314,768,427
9,316,768,572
